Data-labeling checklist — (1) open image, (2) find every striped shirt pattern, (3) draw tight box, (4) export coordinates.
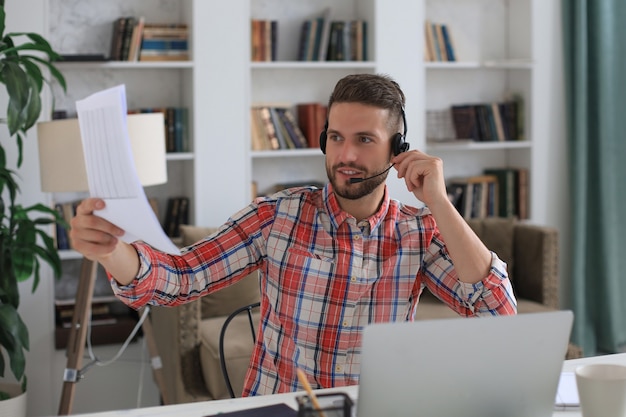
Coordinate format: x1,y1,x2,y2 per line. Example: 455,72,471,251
110,184,516,396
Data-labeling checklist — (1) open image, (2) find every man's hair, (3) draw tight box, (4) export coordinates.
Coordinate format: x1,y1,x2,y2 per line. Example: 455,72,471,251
327,73,406,134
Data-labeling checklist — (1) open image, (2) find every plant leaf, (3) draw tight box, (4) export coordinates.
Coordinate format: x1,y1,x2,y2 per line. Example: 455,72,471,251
20,54,66,91
0,4,5,39
22,74,41,131
0,304,28,380
1,60,29,136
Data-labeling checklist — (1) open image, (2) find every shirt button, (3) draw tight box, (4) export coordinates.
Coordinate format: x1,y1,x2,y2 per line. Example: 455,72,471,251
350,276,357,282
343,321,348,327
336,365,343,372
354,235,360,240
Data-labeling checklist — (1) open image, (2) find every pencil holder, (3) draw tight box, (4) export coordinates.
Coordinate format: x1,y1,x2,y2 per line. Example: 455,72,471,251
296,392,353,417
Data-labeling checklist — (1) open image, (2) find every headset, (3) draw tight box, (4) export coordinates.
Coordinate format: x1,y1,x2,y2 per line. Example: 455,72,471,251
319,107,409,155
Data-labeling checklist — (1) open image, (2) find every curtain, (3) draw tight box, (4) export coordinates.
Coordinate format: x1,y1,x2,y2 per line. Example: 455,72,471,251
562,0,626,355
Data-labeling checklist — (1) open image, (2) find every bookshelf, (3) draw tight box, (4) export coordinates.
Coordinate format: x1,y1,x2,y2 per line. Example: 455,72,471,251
423,0,550,222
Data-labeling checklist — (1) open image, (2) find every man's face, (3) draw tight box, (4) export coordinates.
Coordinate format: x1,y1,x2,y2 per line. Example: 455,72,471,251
324,102,393,200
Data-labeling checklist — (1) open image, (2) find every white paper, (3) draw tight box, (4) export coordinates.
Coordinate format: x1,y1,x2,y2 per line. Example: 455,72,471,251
554,371,580,409
75,85,180,255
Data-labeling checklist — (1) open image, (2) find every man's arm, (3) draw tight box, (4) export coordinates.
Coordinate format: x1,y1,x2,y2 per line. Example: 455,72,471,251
392,150,492,284
70,198,140,286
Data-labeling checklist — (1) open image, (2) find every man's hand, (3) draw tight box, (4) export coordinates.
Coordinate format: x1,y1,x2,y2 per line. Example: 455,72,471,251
70,198,124,261
70,198,141,286
392,150,448,209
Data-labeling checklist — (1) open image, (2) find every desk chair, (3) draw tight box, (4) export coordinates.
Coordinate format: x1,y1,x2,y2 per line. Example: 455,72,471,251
219,302,261,398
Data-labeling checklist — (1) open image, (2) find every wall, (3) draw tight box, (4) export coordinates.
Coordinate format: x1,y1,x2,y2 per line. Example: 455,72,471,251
2,1,59,416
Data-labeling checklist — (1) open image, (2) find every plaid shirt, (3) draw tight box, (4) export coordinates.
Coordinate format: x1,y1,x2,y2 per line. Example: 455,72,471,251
111,184,516,396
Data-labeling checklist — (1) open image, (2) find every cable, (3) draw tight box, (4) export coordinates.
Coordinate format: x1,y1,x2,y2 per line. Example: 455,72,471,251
81,305,150,377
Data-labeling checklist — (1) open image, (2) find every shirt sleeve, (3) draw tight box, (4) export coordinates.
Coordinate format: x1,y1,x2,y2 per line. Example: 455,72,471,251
109,201,269,310
420,233,517,317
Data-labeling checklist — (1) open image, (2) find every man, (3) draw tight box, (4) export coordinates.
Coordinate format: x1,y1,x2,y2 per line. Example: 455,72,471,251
70,73,516,396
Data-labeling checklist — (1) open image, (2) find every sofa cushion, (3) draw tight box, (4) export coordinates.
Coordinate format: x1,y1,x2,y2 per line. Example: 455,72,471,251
198,310,261,399
179,225,261,318
466,217,515,284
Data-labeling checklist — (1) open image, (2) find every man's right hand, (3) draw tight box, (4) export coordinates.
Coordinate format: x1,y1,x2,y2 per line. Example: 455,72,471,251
70,198,124,260
70,198,140,286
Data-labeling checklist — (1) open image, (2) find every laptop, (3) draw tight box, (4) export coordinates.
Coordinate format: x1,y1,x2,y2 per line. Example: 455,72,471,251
357,310,574,417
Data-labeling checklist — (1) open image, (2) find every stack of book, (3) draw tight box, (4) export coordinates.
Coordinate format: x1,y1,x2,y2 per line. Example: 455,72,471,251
450,97,524,142
140,23,189,61
297,7,368,61
109,17,188,62
424,20,456,62
250,105,308,151
447,175,499,219
250,19,277,61
447,168,529,220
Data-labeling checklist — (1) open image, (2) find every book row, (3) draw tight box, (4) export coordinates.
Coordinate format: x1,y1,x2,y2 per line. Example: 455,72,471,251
447,168,528,220
450,97,524,142
163,196,190,238
129,107,190,153
298,16,368,62
109,17,189,62
251,106,308,151
250,103,328,151
424,20,456,62
251,19,277,62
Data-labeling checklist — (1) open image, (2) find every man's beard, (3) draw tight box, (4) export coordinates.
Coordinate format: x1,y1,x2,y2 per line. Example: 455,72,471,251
326,163,389,200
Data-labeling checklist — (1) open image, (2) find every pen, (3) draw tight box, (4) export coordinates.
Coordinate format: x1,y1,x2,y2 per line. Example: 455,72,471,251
296,368,326,417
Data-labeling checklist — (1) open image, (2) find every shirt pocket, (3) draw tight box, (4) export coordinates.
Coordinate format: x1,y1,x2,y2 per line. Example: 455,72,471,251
266,247,336,340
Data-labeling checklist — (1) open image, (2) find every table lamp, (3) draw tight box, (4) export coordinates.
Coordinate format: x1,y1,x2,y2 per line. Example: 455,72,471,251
37,112,171,414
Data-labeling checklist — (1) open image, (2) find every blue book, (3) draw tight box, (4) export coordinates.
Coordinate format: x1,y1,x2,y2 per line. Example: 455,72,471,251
441,24,455,61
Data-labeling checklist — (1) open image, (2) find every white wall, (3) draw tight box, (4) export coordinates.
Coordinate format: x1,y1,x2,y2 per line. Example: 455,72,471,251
2,1,59,415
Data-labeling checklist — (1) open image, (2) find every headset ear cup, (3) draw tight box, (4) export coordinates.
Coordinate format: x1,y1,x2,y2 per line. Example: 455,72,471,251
319,130,327,154
391,133,409,156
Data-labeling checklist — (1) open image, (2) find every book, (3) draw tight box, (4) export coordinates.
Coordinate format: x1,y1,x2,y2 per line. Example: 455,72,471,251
120,17,137,61
277,108,308,149
163,197,189,238
317,7,332,61
54,203,70,250
258,107,280,150
109,17,127,60
451,105,478,140
517,168,529,220
440,24,456,61
297,103,327,148
126,16,145,62
484,168,518,218
424,20,436,61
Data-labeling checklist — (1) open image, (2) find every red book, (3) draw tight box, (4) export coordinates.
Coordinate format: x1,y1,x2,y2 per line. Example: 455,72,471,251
297,103,327,148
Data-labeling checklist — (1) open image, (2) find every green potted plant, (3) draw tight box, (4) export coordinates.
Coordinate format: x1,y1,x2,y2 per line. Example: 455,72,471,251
0,0,66,410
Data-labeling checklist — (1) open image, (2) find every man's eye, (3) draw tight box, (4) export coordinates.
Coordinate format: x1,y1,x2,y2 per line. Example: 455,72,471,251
329,134,342,142
360,136,373,143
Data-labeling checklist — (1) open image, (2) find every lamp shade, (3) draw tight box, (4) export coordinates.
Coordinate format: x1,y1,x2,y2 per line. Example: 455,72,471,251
37,113,168,192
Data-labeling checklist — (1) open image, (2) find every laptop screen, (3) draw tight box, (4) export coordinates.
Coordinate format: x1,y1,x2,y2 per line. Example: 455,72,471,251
357,311,573,417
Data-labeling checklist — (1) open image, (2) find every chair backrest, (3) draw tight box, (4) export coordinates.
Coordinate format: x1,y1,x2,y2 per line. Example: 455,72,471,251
218,302,261,398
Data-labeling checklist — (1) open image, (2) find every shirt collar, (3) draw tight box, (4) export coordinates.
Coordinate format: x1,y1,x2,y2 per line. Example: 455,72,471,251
323,183,391,233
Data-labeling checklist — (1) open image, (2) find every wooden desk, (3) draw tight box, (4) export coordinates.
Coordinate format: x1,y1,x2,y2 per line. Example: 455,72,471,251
74,353,626,417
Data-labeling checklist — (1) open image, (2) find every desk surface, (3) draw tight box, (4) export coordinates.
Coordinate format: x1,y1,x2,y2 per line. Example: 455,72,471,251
74,353,626,417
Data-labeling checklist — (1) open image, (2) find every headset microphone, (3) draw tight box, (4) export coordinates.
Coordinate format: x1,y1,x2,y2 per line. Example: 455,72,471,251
349,164,395,184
